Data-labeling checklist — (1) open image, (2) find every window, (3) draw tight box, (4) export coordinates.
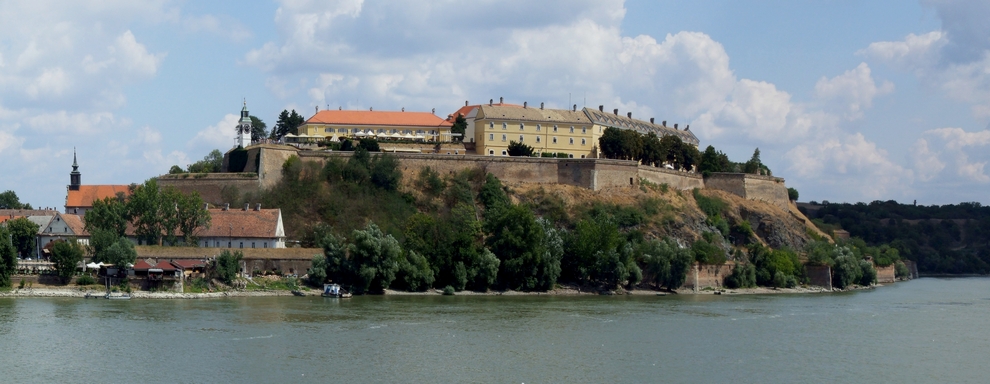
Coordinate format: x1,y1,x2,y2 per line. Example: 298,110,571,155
552,137,558,144
582,127,587,134
581,155,586,158
502,150,508,156
569,138,574,145
570,126,575,133
489,122,494,129
581,138,586,145
519,123,524,130
502,122,507,130
502,134,507,142
325,128,332,133
553,125,558,132
252,242,256,248
264,242,268,248
489,133,494,141
228,241,231,248
536,136,541,143
569,154,574,158
239,242,243,248
519,135,524,142
489,149,495,155
536,124,541,131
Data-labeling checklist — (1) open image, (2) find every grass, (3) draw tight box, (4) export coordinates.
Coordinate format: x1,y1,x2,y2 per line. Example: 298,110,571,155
244,277,301,291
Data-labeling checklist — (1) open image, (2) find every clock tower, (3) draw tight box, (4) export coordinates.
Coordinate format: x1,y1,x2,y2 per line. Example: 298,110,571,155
237,99,252,148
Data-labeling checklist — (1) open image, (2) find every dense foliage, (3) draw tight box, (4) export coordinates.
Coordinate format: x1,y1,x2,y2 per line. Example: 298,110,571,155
211,250,243,285
0,226,16,287
599,128,700,171
270,109,305,140
0,190,32,209
50,240,84,283
5,217,39,258
800,200,990,274
84,179,210,247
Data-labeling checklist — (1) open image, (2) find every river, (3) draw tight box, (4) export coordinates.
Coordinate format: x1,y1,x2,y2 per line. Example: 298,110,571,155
1,278,988,383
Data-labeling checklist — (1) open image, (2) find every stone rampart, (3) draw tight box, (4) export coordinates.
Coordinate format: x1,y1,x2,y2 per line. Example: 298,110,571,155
805,265,832,290
681,262,733,290
638,166,705,190
876,264,896,283
158,173,261,206
704,173,790,210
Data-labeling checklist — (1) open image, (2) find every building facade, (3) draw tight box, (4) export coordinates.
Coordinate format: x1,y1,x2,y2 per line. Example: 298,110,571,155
298,109,454,142
192,205,286,249
64,151,130,215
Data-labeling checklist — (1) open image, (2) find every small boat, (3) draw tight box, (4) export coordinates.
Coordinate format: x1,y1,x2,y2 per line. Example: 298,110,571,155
105,292,131,300
322,283,352,298
291,290,306,297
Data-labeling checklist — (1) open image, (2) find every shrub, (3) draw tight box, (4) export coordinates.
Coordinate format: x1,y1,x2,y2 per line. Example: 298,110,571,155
212,250,243,285
358,138,380,152
442,285,455,295
724,263,756,288
894,261,910,279
858,260,877,286
692,239,726,265
76,275,97,286
507,141,535,157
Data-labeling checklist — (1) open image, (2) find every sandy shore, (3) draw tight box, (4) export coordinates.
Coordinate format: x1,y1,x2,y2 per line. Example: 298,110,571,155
0,284,873,299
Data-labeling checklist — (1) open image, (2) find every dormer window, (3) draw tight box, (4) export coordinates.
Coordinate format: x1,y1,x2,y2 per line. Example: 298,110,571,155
536,124,541,131
519,123,524,130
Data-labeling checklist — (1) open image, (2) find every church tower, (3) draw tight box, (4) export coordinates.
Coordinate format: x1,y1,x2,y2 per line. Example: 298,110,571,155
69,148,81,191
237,99,252,148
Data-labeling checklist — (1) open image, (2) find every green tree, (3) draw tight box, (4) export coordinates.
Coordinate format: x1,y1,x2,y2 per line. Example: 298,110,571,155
307,254,327,286
395,250,435,291
744,148,762,174
642,238,693,290
50,240,84,284
787,187,799,202
358,137,380,152
347,223,403,293
212,250,243,285
485,205,560,291
370,154,402,191
699,145,732,175
168,165,184,174
639,132,663,167
174,191,211,245
249,116,268,142
507,141,534,157
102,238,137,269
127,179,165,246
451,114,468,142
187,149,224,173
6,217,39,258
271,109,305,140
0,226,16,287
0,190,30,209
85,196,129,237
598,127,624,159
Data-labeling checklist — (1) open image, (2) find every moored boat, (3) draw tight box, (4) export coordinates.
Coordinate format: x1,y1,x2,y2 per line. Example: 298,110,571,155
322,283,352,298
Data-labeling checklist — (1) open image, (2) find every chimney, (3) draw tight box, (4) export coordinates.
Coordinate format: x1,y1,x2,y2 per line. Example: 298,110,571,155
627,112,632,118
540,102,544,110
650,118,655,124
370,107,373,111
204,203,209,210
432,108,436,114
613,108,618,116
674,123,678,129
223,204,229,211
465,100,469,106
338,106,342,110
599,105,604,112
662,120,667,127
499,97,503,104
573,104,577,111
524,101,527,108
489,99,493,106
402,107,405,112
255,203,261,211
315,106,318,114
243,203,249,211
685,125,690,131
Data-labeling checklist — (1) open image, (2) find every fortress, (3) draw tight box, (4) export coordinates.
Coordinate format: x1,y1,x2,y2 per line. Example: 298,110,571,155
159,143,792,211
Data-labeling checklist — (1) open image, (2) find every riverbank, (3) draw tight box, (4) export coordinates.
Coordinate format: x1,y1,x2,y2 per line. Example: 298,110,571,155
0,283,874,299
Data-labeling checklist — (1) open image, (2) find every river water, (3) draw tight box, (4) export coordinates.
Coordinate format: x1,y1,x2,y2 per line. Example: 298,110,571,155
1,278,988,383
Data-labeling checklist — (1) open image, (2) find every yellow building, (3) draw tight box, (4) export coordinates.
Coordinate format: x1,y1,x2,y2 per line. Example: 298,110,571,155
298,109,454,142
472,103,699,158
474,103,600,158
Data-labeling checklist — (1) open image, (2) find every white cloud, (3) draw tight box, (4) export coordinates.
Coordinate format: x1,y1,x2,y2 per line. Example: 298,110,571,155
911,127,990,183
814,63,893,119
786,133,913,199
24,111,118,135
188,114,239,155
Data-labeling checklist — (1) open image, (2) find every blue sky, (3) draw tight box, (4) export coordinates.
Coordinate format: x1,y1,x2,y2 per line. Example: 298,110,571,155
1,0,988,210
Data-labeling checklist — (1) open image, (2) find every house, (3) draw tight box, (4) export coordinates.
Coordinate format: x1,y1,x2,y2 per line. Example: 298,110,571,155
171,259,207,278
473,102,594,158
193,204,286,249
297,108,454,143
447,98,523,146
148,261,180,281
131,260,154,277
64,150,130,215
37,212,88,259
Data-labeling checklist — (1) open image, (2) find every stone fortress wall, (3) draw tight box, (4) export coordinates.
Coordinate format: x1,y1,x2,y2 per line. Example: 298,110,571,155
162,144,791,212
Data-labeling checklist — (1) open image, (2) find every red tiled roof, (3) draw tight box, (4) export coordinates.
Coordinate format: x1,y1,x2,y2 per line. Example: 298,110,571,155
133,260,154,271
0,215,25,224
151,261,177,272
171,259,205,269
447,103,522,121
61,214,88,236
66,185,131,208
305,110,453,127
197,208,282,239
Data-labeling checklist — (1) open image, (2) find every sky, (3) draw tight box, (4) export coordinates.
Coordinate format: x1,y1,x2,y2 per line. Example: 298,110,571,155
1,0,989,210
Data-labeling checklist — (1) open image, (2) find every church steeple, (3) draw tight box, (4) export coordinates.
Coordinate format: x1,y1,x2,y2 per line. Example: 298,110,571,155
237,99,252,148
69,148,81,191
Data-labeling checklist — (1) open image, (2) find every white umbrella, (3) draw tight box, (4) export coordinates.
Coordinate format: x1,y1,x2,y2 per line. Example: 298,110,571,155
329,135,339,142
86,262,100,270
403,133,415,139
353,131,366,137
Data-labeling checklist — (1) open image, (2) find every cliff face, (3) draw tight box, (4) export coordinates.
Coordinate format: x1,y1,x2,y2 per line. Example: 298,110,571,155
508,183,823,257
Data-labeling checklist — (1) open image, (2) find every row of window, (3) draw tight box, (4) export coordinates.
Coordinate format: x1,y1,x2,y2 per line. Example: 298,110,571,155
488,122,595,134
489,134,586,145
320,128,438,135
203,240,269,248
487,149,585,158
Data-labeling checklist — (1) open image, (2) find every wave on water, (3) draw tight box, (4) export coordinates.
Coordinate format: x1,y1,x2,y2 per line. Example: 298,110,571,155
232,334,274,341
